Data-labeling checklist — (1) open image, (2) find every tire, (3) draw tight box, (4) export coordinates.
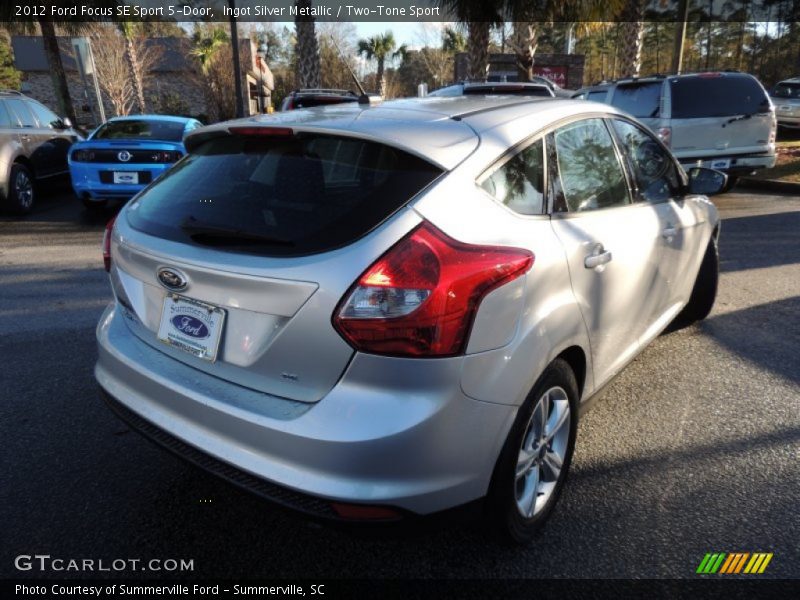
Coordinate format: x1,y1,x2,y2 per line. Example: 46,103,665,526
676,237,719,325
485,358,579,544
82,196,108,211
5,163,35,215
721,175,738,193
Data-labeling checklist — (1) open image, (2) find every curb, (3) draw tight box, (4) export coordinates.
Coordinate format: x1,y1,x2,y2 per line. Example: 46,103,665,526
738,177,800,194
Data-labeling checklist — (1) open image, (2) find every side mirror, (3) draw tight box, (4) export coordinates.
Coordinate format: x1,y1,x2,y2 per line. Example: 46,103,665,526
687,167,727,196
61,117,73,129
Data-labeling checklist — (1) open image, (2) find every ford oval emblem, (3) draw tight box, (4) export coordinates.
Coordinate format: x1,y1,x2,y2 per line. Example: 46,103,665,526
157,268,187,291
171,315,209,339
118,150,132,162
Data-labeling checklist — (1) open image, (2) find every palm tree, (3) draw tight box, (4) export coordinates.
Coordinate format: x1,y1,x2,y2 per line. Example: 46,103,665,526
117,22,146,114
191,27,229,74
357,32,397,96
294,0,321,88
441,26,466,54
617,0,647,78
509,1,626,81
439,0,504,81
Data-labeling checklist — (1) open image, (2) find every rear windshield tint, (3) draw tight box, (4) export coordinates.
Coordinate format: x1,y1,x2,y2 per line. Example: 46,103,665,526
93,119,186,141
611,82,662,118
126,133,442,256
772,83,800,99
670,75,770,118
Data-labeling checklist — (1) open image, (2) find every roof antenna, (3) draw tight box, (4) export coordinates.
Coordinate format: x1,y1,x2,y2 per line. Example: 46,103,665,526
328,35,379,105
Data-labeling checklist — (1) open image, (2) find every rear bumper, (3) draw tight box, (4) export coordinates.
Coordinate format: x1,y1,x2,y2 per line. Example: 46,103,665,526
95,303,516,516
69,162,171,201
777,116,800,128
678,153,776,173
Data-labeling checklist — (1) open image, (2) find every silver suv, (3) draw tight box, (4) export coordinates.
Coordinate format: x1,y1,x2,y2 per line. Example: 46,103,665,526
770,77,800,129
96,97,724,542
573,72,777,189
0,90,81,214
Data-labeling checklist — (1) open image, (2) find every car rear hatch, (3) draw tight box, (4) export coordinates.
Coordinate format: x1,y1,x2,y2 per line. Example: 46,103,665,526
667,73,774,160
108,125,462,402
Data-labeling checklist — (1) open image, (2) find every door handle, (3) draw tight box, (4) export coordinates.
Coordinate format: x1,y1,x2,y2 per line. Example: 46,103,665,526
584,244,612,269
21,135,31,142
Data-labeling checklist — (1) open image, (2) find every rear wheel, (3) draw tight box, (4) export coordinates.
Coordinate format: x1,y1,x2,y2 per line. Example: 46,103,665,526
676,237,719,325
486,358,578,544
5,163,35,215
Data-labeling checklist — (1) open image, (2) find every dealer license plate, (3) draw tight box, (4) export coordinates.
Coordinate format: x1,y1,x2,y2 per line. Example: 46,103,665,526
113,171,138,184
157,294,226,361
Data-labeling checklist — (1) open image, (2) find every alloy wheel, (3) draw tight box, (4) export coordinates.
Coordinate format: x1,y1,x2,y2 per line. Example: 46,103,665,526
514,386,571,518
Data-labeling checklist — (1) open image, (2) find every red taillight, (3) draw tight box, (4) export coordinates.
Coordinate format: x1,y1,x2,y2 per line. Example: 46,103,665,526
333,221,534,357
103,216,116,272
228,126,293,137
657,126,672,148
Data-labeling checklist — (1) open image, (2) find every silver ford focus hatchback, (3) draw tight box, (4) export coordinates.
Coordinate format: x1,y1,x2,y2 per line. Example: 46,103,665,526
96,96,723,542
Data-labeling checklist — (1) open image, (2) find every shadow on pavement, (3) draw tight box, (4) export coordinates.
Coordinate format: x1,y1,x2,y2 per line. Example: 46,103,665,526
719,210,800,273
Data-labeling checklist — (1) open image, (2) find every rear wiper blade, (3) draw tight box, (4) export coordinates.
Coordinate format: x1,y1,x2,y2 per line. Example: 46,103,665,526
180,217,293,246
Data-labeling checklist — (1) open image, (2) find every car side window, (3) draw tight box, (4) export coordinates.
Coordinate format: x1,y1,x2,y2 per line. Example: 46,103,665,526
587,90,608,102
0,101,12,128
6,99,36,128
552,118,630,213
611,119,681,204
480,138,545,216
27,101,61,129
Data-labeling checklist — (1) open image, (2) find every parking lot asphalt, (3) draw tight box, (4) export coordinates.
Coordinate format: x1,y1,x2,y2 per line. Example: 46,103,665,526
1,187,798,580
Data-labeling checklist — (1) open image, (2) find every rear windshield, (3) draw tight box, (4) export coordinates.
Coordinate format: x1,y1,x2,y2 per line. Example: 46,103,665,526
772,82,800,99
611,82,662,118
126,133,442,256
92,119,186,141
670,75,770,118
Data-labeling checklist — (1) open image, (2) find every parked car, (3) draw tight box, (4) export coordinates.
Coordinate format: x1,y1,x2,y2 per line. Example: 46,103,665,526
428,81,555,98
770,77,800,129
280,89,360,111
485,74,574,98
69,115,201,210
572,72,777,190
96,97,725,543
0,90,82,215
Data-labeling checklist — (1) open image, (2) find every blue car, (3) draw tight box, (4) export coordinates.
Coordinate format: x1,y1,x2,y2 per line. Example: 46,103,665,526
69,115,202,209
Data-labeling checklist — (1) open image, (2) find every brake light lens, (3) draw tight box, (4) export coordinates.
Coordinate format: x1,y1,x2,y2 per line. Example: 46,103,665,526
151,150,182,163
229,126,294,137
103,216,117,272
657,126,672,148
333,221,533,357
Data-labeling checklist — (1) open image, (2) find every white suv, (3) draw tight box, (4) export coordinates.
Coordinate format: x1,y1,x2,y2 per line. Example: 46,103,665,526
574,72,777,189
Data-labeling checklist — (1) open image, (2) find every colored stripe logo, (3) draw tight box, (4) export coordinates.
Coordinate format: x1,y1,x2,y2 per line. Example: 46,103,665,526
697,552,773,574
